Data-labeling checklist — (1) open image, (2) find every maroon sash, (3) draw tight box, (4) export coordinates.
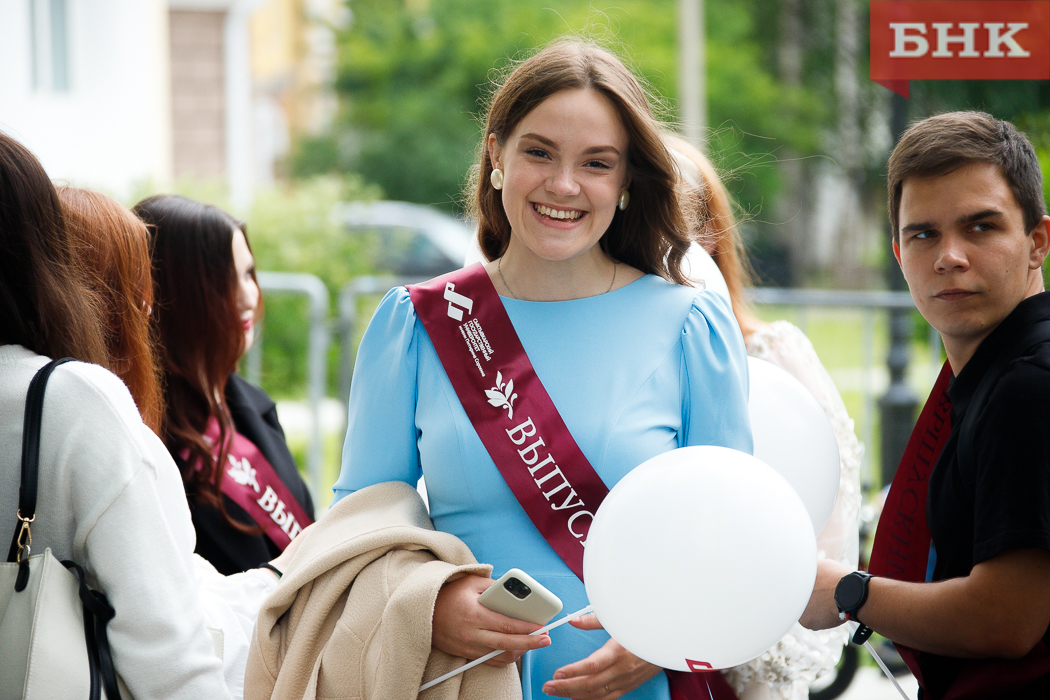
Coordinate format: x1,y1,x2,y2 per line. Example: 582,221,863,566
409,264,736,700
200,418,312,550
868,362,1050,698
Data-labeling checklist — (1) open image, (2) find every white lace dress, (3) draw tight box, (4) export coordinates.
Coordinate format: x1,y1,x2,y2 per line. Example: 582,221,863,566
723,321,862,700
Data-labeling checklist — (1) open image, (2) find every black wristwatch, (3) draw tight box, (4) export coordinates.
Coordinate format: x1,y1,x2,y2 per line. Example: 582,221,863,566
834,571,874,644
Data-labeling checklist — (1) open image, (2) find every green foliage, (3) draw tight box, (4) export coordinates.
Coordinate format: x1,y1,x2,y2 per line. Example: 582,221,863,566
1007,111,1050,287
289,134,341,178
248,175,381,291
328,0,828,217
911,80,1050,126
246,175,382,398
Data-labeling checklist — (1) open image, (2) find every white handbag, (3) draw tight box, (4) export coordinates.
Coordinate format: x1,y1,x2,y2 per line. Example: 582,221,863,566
0,359,122,700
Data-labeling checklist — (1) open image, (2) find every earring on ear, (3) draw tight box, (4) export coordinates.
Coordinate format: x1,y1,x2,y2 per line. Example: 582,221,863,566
490,168,504,190
618,189,630,211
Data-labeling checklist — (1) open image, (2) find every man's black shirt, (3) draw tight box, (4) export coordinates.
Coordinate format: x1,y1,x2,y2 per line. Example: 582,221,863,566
920,291,1050,698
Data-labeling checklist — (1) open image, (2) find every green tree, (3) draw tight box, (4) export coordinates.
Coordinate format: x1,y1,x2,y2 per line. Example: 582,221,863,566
315,0,827,221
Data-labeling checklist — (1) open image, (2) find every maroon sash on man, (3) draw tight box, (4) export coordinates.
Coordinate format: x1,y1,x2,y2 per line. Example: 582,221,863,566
199,418,312,550
409,263,736,700
868,362,1050,698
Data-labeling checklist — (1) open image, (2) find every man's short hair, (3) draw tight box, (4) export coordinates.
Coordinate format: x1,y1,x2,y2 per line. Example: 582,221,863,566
887,111,1046,240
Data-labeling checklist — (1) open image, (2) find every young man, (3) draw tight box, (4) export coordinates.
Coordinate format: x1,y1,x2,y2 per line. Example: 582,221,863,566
801,111,1050,698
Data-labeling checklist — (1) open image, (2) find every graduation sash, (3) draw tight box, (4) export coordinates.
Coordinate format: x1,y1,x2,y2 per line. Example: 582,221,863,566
201,417,312,550
869,356,1050,698
409,263,736,700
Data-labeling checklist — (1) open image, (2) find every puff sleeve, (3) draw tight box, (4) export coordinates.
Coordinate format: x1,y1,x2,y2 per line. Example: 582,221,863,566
334,287,423,502
680,290,753,455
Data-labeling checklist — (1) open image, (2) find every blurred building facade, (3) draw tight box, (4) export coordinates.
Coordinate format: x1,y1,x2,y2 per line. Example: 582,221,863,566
0,0,343,208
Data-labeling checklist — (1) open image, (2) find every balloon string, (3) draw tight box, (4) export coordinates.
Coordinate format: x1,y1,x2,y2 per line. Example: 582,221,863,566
419,604,595,692
848,622,911,700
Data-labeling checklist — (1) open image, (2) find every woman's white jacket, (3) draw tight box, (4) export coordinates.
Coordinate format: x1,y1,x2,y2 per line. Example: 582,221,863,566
0,346,272,699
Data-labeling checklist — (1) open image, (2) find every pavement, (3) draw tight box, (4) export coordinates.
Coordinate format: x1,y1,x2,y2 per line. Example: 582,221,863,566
275,397,347,435
837,667,918,700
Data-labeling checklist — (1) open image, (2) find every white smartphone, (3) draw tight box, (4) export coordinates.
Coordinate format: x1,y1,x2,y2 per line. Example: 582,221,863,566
478,568,563,625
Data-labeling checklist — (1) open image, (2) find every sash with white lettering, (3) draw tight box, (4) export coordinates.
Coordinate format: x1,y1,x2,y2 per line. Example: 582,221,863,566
409,264,737,700
869,362,1050,698
868,362,951,588
202,417,313,550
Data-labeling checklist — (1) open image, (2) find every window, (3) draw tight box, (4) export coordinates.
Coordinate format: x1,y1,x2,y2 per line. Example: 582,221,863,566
29,0,70,92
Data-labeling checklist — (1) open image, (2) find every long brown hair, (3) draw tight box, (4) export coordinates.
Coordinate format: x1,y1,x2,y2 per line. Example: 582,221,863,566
665,134,763,337
133,194,259,530
471,41,694,284
0,132,108,364
59,187,163,431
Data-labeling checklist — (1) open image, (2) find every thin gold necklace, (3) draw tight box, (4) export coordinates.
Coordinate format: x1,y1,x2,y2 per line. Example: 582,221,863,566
497,257,618,300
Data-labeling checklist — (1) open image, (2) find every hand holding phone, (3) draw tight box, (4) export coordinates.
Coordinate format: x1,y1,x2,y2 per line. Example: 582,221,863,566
478,568,563,625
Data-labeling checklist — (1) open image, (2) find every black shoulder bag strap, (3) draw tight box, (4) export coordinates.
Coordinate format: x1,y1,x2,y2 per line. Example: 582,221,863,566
957,319,1050,477
5,358,122,700
6,357,74,566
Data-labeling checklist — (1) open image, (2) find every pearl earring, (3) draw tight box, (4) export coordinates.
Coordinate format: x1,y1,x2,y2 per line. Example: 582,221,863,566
490,168,504,190
618,189,630,211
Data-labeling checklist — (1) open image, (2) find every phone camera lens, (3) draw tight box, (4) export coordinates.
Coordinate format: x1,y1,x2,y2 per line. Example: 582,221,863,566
504,577,532,600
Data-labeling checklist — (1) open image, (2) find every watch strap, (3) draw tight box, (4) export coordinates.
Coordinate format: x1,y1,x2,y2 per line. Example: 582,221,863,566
835,571,874,644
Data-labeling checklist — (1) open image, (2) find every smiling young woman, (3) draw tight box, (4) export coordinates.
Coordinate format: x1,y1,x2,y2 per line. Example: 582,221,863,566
334,41,751,700
485,88,630,299
473,42,695,302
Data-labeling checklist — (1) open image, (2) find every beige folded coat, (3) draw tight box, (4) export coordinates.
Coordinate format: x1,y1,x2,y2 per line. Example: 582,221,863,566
244,480,521,700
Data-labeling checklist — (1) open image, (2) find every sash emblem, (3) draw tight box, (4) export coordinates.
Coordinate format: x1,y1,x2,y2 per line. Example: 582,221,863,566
485,371,518,418
443,282,474,321
226,454,261,493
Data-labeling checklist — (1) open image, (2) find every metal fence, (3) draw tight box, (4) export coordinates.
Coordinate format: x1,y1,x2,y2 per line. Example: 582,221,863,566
750,287,940,486
248,274,937,501
245,272,330,500
336,275,428,406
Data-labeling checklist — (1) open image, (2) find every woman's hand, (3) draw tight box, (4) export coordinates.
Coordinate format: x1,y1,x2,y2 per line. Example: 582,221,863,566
799,559,853,630
541,614,662,698
432,574,551,665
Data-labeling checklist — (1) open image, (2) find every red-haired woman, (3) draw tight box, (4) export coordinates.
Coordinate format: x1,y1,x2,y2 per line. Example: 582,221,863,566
133,194,314,576
60,186,163,432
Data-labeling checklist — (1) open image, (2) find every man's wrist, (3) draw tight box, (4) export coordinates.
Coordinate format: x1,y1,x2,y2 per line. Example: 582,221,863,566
834,571,874,644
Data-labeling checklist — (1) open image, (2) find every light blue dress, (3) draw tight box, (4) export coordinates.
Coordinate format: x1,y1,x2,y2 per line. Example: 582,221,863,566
334,274,752,700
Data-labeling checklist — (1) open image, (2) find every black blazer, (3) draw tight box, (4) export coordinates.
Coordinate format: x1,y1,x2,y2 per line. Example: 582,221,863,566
185,374,315,575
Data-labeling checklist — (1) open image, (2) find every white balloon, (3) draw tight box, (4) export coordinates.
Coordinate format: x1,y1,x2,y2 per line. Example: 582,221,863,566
583,446,817,672
747,357,840,534
684,243,731,304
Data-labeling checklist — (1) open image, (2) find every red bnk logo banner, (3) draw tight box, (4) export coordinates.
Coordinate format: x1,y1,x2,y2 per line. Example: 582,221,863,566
871,1,1050,97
